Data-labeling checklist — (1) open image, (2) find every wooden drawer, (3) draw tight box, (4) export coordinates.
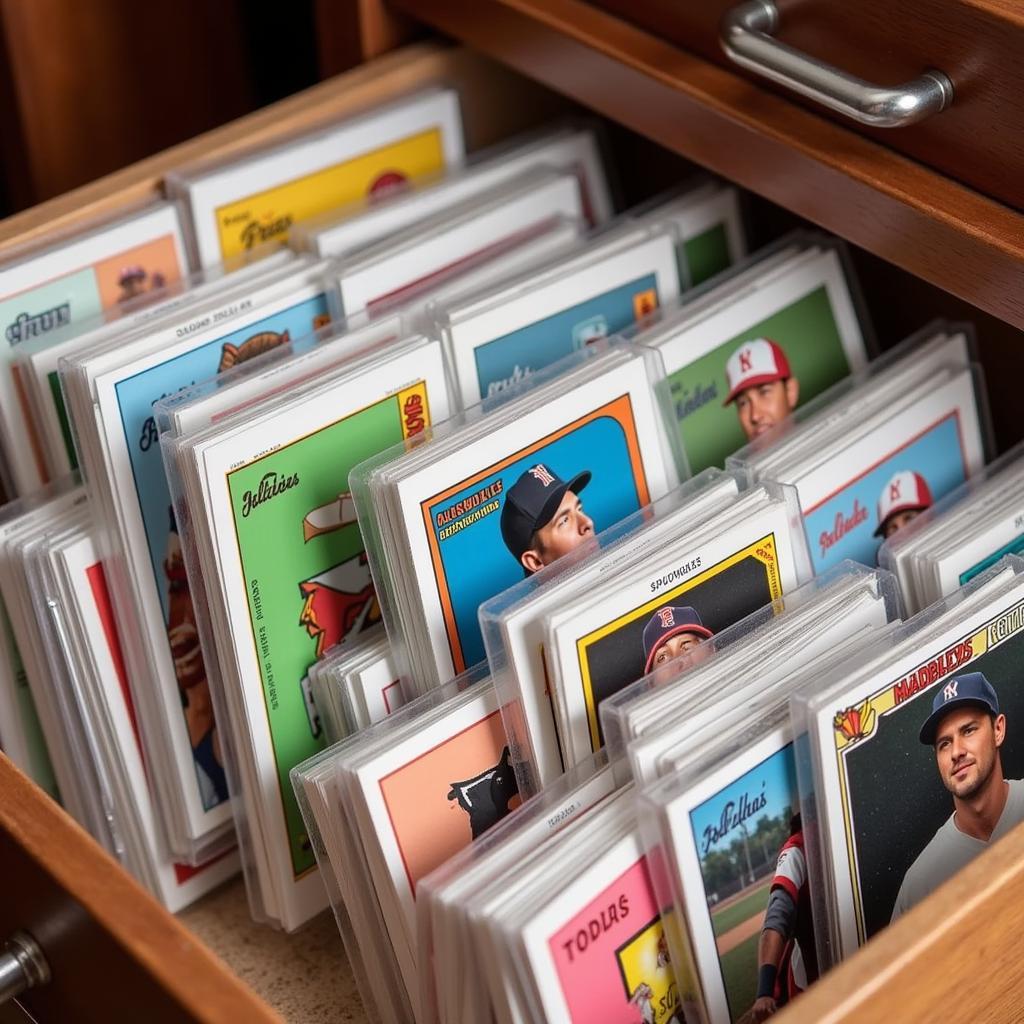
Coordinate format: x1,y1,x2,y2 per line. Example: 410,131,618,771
587,0,1024,212
3,22,1024,1022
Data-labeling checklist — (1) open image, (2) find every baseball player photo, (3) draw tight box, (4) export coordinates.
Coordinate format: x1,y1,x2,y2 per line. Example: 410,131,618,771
874,470,934,542
500,463,594,575
749,813,818,1022
891,671,1024,920
723,338,800,442
642,604,714,674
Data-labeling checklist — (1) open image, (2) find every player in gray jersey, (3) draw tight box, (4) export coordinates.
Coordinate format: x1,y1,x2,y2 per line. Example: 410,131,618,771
892,671,1024,919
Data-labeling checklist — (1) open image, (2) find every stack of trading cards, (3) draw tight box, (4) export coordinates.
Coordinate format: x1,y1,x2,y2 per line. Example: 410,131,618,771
599,563,901,789
430,219,683,408
0,479,238,911
415,750,617,1024
292,667,518,1022
331,166,587,324
164,328,452,929
15,248,295,481
792,554,1024,969
0,200,191,494
291,121,615,256
58,253,342,865
308,627,404,744
480,466,811,792
629,232,871,474
728,321,989,576
166,86,465,267
352,341,681,692
880,441,1024,613
632,574,902,1023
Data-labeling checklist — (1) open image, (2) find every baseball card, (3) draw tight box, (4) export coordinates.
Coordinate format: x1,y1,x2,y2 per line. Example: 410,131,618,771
647,245,867,474
389,352,675,684
192,339,450,927
441,225,680,407
804,565,1024,957
544,499,802,764
167,87,465,267
0,202,189,493
349,682,520,1003
77,261,334,847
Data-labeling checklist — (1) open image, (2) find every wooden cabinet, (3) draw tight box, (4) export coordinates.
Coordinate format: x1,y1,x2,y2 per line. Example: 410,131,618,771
2,6,1024,1019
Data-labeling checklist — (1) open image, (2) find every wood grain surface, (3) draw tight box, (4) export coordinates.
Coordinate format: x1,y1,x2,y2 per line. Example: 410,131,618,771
389,0,1024,334
0,753,280,1023
587,0,1024,211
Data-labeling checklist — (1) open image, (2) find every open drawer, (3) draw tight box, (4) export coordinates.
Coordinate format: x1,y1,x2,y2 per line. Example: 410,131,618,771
2,29,1024,1023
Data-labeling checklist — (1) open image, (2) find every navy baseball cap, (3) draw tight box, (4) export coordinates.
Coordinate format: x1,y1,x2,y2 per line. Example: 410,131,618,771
643,605,713,673
500,464,591,564
919,671,1000,745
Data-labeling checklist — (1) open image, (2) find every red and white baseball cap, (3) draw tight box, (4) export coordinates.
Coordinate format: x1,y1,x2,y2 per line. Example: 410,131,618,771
723,338,792,405
874,470,933,536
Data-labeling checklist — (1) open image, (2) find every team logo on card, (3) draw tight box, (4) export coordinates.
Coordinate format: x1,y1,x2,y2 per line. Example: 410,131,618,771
218,328,291,372
833,698,876,746
571,314,609,350
297,552,379,657
446,745,520,839
632,288,658,321
616,916,683,1024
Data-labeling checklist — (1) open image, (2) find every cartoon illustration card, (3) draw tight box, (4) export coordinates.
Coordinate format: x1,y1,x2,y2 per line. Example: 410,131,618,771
661,729,807,1024
810,577,1024,958
91,273,332,839
444,229,679,406
797,369,984,573
0,202,188,493
654,247,867,473
168,87,465,267
352,683,519,1000
547,516,796,762
520,832,686,1023
197,341,450,926
396,355,675,683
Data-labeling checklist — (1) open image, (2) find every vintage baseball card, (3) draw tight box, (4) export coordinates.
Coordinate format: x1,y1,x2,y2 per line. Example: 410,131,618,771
644,243,868,474
543,493,803,765
385,348,675,684
66,259,336,851
440,224,680,407
167,87,465,267
294,121,613,257
803,564,1024,958
190,339,451,928
346,680,520,1004
0,201,189,493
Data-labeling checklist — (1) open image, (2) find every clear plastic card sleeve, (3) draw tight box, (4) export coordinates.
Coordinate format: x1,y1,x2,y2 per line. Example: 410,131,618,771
348,338,685,694
599,560,903,772
290,662,489,1024
788,553,1024,974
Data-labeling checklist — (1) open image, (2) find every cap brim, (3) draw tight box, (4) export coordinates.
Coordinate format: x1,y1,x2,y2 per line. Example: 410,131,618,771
644,624,713,674
533,470,592,534
723,372,787,406
874,502,932,538
919,697,996,745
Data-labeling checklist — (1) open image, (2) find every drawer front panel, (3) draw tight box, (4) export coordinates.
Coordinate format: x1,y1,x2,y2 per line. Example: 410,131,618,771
589,0,1024,210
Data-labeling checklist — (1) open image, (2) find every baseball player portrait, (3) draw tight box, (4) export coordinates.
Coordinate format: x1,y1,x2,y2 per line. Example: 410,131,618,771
500,463,594,575
723,338,800,442
749,813,818,1022
874,469,934,541
641,604,714,674
891,671,1024,920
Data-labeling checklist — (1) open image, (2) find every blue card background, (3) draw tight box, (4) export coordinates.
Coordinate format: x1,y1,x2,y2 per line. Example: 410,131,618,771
428,412,645,668
471,273,659,399
803,415,968,573
116,293,329,623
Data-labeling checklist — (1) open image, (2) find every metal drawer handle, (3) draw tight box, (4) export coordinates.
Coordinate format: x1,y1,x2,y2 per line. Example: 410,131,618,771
721,0,954,127
0,932,49,1006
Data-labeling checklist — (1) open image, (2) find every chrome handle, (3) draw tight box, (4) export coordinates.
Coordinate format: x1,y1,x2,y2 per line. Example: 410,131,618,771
720,0,954,128
0,932,49,1006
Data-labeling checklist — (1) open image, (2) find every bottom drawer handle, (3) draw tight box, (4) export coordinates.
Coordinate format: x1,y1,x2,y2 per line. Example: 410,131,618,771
0,932,50,1006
